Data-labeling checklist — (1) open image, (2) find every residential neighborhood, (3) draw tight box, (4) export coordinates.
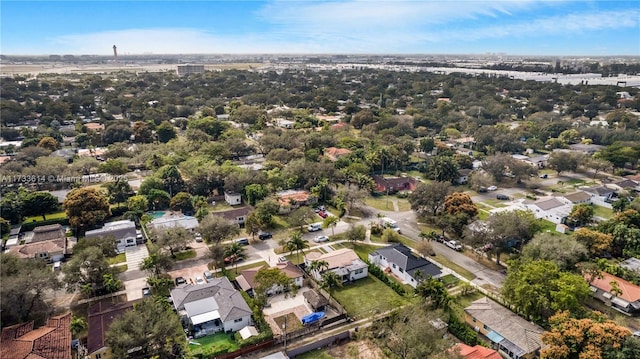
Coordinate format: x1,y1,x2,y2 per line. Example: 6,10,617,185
2,52,640,359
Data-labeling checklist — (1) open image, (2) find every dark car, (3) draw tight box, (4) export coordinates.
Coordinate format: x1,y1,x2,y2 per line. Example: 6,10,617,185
175,276,187,286
478,187,488,193
235,237,250,246
496,194,509,200
142,287,151,297
258,231,272,240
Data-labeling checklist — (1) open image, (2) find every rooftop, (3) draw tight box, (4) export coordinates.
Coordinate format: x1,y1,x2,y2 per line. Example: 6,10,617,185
87,301,136,354
31,224,66,243
587,271,640,303
9,238,66,259
0,313,72,359
306,248,365,271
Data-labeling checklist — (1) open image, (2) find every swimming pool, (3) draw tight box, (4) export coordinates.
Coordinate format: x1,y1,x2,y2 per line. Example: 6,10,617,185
148,211,166,219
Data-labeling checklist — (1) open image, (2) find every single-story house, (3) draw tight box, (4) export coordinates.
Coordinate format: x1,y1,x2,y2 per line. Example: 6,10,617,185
369,244,442,288
610,179,640,192
583,186,616,207
224,191,242,206
275,118,295,129
235,261,304,296
620,257,640,273
586,271,640,314
451,343,501,359
30,224,66,243
372,175,417,193
560,191,593,205
87,300,137,359
303,290,330,312
305,248,368,283
276,189,317,213
0,313,72,359
85,220,137,253
324,147,352,161
464,297,543,359
456,168,473,185
170,277,252,338
147,215,199,233
9,238,67,263
212,206,253,227
568,143,605,155
524,197,572,224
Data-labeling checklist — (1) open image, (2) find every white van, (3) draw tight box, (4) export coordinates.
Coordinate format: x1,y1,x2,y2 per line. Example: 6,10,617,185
380,217,401,234
53,261,62,271
307,222,323,232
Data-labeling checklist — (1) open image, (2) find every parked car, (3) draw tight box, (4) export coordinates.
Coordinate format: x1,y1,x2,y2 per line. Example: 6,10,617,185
175,276,187,286
308,222,323,232
235,237,250,246
224,254,242,264
142,287,151,297
314,235,329,243
478,187,488,193
318,211,328,218
539,174,548,179
487,185,498,191
258,231,272,240
195,276,205,285
194,232,203,242
278,256,287,263
435,235,445,243
496,194,509,200
203,270,214,282
446,240,463,251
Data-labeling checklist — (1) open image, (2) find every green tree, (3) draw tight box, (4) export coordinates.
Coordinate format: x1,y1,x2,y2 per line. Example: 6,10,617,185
146,189,171,210
70,316,87,338
416,277,451,309
105,299,186,359
98,159,129,175
22,191,59,220
426,155,459,183
127,195,149,212
567,203,594,227
0,253,61,326
198,214,240,244
133,121,154,143
224,242,246,273
253,267,297,309
346,224,366,248
156,121,176,143
521,233,588,271
73,235,118,258
548,151,584,175
409,181,452,217
152,227,191,258
0,217,10,236
307,259,329,275
169,192,193,213
320,271,342,294
322,215,339,236
287,206,316,232
62,247,117,296
63,187,111,234
285,231,309,264
501,260,590,322
106,178,133,208
140,247,174,277
157,165,185,197
244,183,268,206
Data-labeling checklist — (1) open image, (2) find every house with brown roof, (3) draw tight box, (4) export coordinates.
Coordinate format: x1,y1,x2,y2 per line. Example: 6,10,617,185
9,238,67,263
30,224,66,243
0,313,72,359
235,261,304,296
305,248,368,283
212,206,253,227
276,189,317,213
324,147,352,161
303,290,329,312
87,301,137,359
561,191,593,205
451,343,502,359
586,271,640,314
464,297,543,359
84,122,105,133
372,175,416,193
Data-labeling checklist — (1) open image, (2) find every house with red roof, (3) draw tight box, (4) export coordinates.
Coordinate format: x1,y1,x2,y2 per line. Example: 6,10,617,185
586,271,640,314
0,313,72,359
323,147,352,161
452,343,502,359
87,300,137,359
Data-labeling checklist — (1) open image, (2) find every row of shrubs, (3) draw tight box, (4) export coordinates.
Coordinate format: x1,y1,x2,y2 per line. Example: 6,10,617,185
367,262,406,296
21,217,69,232
447,313,480,346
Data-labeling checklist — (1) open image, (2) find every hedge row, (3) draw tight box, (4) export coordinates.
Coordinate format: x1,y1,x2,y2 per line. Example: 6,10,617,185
21,217,69,232
447,312,479,346
368,262,406,296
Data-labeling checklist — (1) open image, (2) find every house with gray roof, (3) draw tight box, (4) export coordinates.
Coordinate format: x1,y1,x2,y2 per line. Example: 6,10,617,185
524,197,572,224
464,297,543,359
170,277,252,338
147,214,199,233
85,220,137,253
369,244,442,288
561,191,593,205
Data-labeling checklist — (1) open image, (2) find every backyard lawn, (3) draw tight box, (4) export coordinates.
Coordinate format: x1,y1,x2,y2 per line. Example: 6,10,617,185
107,253,126,265
284,249,323,265
593,205,614,219
365,196,411,212
174,249,197,261
189,331,238,354
332,275,409,319
23,211,67,223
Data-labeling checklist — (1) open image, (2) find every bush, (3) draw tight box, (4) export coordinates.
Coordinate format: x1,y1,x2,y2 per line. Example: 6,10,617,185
368,263,405,296
110,205,130,217
447,313,479,346
21,217,69,232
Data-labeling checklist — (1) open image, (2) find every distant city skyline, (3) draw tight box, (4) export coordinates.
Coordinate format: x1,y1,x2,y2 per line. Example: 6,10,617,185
1,1,639,56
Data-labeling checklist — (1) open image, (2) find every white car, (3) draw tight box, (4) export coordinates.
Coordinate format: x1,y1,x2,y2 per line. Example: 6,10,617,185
446,240,463,251
314,235,329,243
487,185,498,191
195,276,205,285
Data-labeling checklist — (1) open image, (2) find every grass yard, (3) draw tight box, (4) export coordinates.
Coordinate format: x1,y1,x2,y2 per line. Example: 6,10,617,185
474,202,492,211
273,312,303,334
593,205,614,219
477,210,490,220
107,253,126,265
365,196,396,211
482,199,508,208
430,253,475,281
23,211,67,223
188,331,238,353
224,261,268,281
284,249,322,265
333,275,409,319
439,274,460,288
174,249,197,261
450,292,485,319
538,219,558,233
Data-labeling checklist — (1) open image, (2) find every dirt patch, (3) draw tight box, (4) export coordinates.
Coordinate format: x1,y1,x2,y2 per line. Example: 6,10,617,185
272,312,303,335
326,339,386,359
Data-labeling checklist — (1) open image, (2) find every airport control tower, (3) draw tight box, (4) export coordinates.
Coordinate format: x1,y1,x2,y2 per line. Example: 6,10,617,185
113,45,118,62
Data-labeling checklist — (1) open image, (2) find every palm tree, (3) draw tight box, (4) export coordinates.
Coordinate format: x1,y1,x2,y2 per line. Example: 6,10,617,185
323,216,339,236
224,242,246,274
308,260,329,279
70,316,87,339
320,271,343,294
285,232,309,264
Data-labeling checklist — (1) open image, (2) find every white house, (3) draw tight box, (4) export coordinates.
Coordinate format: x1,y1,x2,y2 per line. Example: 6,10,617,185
224,191,242,206
524,197,572,224
85,220,137,253
305,248,368,283
369,244,442,288
147,215,199,233
275,118,295,129
170,277,253,338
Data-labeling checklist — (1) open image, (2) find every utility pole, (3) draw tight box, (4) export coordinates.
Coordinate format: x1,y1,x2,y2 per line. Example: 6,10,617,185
283,315,287,352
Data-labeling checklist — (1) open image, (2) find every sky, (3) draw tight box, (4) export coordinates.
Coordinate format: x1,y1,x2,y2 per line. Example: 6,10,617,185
1,1,639,56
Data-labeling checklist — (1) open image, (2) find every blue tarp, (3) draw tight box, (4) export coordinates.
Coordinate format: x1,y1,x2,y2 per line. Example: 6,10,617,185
301,311,325,325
